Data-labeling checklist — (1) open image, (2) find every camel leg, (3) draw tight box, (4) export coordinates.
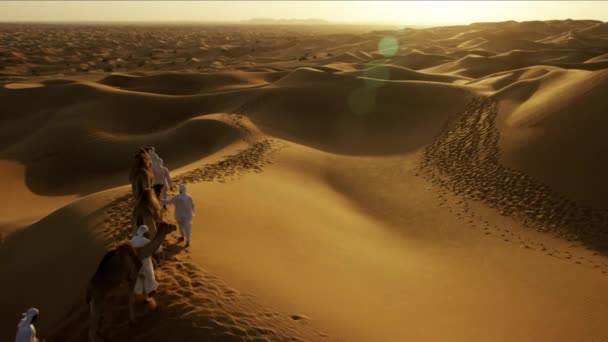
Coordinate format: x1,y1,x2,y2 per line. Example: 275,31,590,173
88,298,104,342
133,212,143,235
128,284,137,325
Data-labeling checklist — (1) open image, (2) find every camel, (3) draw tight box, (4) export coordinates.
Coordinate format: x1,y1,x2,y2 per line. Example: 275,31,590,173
132,188,163,238
86,222,176,342
129,148,153,199
131,167,153,200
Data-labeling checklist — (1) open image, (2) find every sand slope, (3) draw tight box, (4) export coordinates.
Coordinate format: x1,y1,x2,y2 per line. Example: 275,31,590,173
2,19,608,342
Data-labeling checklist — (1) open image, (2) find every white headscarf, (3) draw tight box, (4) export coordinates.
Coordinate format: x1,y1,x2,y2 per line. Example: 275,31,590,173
131,225,150,249
17,308,38,328
137,225,148,237
149,149,161,168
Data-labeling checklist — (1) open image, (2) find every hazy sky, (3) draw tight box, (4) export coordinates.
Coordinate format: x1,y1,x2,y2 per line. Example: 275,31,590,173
0,1,607,26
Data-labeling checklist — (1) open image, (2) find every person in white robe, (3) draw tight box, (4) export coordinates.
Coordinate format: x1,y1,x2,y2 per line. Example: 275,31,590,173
163,184,195,247
15,307,39,342
131,225,160,298
152,158,173,201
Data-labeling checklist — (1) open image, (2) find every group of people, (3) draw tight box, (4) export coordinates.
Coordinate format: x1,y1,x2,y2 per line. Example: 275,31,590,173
129,146,196,300
14,147,195,342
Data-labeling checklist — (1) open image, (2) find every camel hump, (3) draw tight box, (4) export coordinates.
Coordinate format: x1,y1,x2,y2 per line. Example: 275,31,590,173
96,248,118,271
117,242,143,270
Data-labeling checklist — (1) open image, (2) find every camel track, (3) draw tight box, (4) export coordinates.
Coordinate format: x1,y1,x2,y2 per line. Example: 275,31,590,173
48,135,330,341
418,95,608,271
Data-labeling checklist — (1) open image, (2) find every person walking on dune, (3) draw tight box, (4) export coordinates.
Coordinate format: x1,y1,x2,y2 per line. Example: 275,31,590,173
15,307,39,342
152,158,173,202
146,146,161,167
163,184,195,248
131,225,160,299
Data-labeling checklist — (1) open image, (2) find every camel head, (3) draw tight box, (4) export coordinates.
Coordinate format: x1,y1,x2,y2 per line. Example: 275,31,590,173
157,222,177,236
133,148,152,169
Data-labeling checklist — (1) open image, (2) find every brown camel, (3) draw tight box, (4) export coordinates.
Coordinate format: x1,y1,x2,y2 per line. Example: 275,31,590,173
86,243,140,342
86,222,176,342
132,188,162,238
131,167,153,200
129,148,153,199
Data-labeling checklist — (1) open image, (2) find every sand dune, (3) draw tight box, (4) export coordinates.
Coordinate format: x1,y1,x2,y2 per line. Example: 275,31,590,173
585,51,608,63
388,51,455,70
3,19,608,342
495,68,608,208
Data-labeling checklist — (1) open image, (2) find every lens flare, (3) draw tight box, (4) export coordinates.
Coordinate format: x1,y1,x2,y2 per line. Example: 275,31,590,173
378,36,399,58
363,64,390,88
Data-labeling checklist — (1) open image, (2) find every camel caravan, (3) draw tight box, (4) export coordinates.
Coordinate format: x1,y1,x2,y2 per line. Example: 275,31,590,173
15,147,195,342
88,147,171,341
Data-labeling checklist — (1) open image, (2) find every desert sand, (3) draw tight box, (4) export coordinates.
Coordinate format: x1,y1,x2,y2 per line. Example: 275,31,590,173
2,20,608,341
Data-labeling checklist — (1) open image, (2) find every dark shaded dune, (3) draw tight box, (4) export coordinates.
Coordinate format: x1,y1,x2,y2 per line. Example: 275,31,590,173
447,49,496,58
541,50,599,63
340,64,468,83
1,116,242,196
466,65,562,90
586,52,608,63
0,194,108,341
0,81,250,135
320,51,368,64
543,60,608,70
494,68,608,208
457,37,488,49
422,55,520,78
450,30,488,41
0,80,255,196
485,30,548,41
41,79,78,86
273,67,352,86
539,31,608,49
98,72,273,95
424,50,608,78
547,19,603,31
417,45,450,55
511,20,556,33
321,62,367,72
470,39,550,53
240,75,468,155
388,52,456,70
314,65,347,73
495,49,600,64
577,22,608,37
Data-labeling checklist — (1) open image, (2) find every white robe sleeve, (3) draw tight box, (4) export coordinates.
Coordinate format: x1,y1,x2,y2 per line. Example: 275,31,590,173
164,168,173,188
163,195,178,206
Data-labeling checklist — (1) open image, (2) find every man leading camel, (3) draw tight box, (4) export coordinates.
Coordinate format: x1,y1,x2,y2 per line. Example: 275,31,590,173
131,225,160,299
152,158,173,202
163,184,195,248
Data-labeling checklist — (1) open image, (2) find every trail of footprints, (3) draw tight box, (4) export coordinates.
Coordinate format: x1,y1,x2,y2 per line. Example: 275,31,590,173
417,95,608,274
